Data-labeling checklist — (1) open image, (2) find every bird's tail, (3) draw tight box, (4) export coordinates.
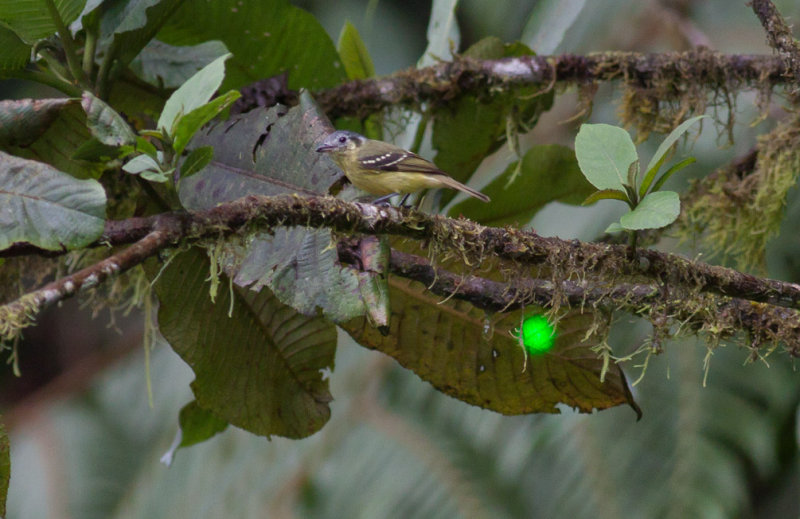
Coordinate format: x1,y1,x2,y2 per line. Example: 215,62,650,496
439,176,490,202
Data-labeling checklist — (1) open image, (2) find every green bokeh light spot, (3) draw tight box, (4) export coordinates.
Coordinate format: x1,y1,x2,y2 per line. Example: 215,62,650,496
520,315,556,354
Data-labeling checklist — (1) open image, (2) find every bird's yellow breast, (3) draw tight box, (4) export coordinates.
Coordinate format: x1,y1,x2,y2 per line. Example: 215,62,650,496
347,169,443,195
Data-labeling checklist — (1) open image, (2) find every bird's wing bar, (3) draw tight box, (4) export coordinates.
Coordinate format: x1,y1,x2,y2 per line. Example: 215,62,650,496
360,151,447,175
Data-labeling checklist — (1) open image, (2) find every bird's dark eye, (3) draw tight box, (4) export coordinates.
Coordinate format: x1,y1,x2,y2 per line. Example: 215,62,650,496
338,136,347,143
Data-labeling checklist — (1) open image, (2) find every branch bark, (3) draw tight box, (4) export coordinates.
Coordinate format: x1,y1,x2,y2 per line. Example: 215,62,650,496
5,194,800,312
4,194,799,354
313,50,787,119
751,0,800,84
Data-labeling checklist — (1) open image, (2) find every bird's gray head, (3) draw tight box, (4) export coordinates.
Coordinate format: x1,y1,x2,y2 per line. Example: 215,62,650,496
315,130,364,154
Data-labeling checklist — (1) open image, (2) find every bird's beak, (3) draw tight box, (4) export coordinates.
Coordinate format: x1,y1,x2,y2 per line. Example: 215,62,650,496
316,143,333,153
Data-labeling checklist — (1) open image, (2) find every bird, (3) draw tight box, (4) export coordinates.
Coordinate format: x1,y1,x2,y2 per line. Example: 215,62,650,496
316,130,490,204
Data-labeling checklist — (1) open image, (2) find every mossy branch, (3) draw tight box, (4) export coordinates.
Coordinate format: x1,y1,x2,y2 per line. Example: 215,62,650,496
311,50,787,120
751,0,800,86
4,193,800,315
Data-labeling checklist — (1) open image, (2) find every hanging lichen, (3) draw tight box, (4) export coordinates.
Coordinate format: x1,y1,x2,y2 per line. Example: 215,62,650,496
681,115,800,271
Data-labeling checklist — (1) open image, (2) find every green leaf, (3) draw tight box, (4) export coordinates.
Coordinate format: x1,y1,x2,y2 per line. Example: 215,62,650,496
582,188,630,206
153,247,337,438
92,0,185,78
160,400,229,466
179,145,213,178
448,144,594,226
130,39,229,89
177,401,228,448
136,136,158,158
605,221,623,233
171,89,240,155
179,92,385,323
158,53,232,135
337,21,375,80
651,156,696,193
0,151,106,251
140,168,170,182
158,0,346,91
70,138,125,162
122,154,160,174
0,25,30,70
0,98,105,179
81,91,137,147
0,98,75,147
619,191,680,230
640,114,708,197
575,123,638,191
341,277,635,414
0,0,84,42
521,0,587,54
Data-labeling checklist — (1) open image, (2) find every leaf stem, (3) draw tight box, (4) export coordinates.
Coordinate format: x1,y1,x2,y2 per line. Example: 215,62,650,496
96,39,119,99
36,48,72,83
43,0,88,87
82,23,98,79
628,230,638,252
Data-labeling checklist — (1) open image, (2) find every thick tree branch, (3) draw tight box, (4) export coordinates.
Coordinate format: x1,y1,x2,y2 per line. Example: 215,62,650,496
4,195,800,315
313,50,786,119
751,0,800,83
367,248,800,354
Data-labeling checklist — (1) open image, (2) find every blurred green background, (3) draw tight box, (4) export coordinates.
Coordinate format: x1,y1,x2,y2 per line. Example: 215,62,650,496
4,1,800,517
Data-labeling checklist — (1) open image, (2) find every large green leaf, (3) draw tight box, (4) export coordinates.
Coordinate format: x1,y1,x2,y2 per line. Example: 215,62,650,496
0,98,74,147
341,276,634,415
157,0,345,91
0,0,85,42
0,25,31,70
0,98,105,179
93,0,185,76
449,144,594,226
129,39,229,89
432,37,553,200
0,151,106,251
179,93,386,324
153,247,337,439
81,91,137,146
575,123,637,192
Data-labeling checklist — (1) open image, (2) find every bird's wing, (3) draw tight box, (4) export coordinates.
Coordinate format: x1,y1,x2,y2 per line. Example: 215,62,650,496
359,141,447,175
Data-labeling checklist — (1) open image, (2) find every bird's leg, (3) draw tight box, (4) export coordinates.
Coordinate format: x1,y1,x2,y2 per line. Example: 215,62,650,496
372,193,400,205
398,194,411,207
